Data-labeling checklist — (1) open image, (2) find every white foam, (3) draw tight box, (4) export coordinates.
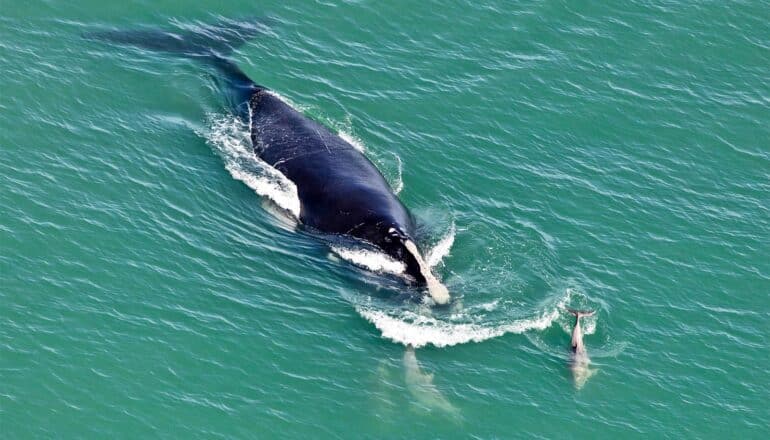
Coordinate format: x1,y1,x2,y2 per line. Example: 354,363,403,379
338,130,365,153
557,287,598,335
390,153,403,195
204,114,301,218
358,285,573,348
358,306,560,348
331,246,406,275
581,314,597,335
426,223,456,268
265,90,308,113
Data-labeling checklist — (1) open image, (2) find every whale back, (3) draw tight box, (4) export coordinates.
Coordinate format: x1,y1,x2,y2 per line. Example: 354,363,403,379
249,90,416,240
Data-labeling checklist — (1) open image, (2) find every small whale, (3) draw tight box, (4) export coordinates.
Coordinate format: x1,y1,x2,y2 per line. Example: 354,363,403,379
567,308,597,389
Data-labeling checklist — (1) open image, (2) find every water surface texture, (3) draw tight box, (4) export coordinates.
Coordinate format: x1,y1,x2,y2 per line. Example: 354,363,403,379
1,1,768,438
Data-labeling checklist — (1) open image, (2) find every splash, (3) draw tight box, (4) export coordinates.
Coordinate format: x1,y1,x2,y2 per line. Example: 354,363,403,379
558,287,598,335
358,304,562,348
203,114,301,218
357,308,560,348
390,153,403,195
265,90,309,113
338,130,366,153
426,223,456,268
580,313,598,335
356,283,573,348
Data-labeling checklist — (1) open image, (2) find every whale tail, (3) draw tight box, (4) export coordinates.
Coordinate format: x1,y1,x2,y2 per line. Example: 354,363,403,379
83,17,270,64
84,17,272,111
567,308,595,319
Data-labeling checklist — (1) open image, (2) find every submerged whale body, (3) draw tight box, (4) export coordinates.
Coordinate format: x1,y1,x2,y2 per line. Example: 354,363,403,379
87,19,449,304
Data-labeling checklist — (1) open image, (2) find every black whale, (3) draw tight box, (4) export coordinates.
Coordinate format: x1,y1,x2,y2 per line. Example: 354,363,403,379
88,20,449,304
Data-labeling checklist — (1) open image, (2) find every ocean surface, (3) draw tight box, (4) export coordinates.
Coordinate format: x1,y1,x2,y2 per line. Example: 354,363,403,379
1,1,768,438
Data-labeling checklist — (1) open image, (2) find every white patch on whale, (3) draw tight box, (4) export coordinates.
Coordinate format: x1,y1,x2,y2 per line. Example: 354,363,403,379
330,246,406,275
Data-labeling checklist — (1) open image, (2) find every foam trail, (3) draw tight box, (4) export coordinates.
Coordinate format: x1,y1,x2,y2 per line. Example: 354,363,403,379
331,246,405,275
358,306,560,348
358,288,573,348
204,114,301,218
426,223,456,268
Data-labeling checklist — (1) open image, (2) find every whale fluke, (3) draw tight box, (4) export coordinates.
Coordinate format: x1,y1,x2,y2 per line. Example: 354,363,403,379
83,17,272,58
84,18,273,112
567,308,595,319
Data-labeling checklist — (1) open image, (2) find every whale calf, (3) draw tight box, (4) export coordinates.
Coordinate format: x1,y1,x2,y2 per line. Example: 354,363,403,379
87,19,449,304
567,308,596,389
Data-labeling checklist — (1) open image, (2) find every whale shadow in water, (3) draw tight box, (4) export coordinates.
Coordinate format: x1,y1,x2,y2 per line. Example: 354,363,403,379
402,346,462,420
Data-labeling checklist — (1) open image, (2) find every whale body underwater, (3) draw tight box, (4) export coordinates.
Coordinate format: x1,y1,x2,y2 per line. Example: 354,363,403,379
88,20,450,304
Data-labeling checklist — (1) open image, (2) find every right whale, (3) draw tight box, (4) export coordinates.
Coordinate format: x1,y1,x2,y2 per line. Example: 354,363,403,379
87,19,450,304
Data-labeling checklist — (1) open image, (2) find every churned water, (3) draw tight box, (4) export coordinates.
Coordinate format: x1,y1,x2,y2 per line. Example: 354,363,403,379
1,1,768,438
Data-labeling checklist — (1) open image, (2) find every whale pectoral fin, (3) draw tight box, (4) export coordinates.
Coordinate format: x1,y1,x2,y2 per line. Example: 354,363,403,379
402,239,450,305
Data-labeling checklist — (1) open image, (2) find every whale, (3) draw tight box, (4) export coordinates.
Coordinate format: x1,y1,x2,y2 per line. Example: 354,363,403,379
567,308,597,389
87,19,450,304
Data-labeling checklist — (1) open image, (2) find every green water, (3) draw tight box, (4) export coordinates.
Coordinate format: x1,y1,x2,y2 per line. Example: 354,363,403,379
1,1,768,438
